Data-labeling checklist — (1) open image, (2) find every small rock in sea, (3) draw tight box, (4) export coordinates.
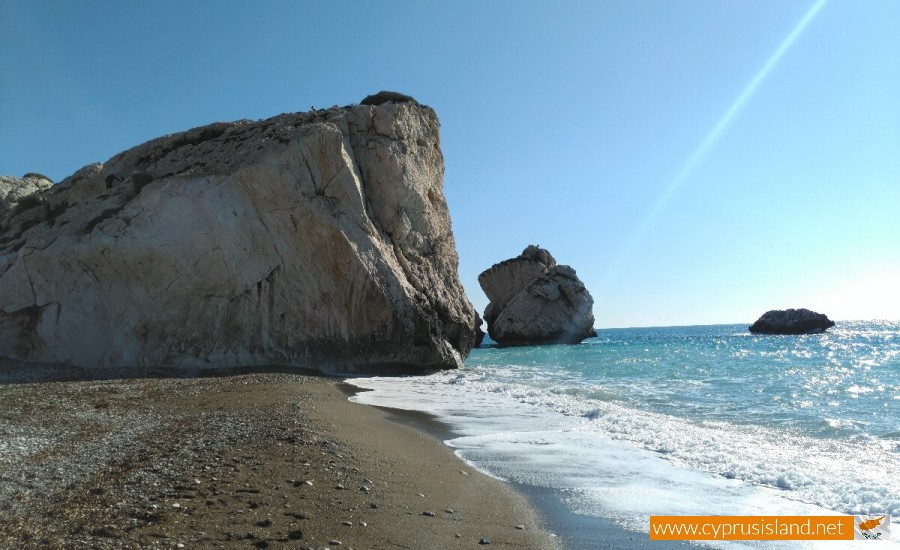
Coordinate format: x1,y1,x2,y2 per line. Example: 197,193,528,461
342,521,352,526
515,524,525,530
479,538,492,545
422,511,436,517
749,308,835,335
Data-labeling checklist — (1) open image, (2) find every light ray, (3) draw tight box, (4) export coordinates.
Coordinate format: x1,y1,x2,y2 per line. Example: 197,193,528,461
600,0,829,287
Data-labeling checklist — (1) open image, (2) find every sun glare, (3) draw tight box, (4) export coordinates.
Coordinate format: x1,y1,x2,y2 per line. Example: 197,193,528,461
811,270,900,321
600,0,830,287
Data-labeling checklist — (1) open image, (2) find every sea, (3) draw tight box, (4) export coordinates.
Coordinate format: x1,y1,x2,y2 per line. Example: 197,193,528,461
349,322,899,548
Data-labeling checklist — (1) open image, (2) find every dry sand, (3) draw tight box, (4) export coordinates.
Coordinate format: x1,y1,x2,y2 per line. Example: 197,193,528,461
0,370,561,549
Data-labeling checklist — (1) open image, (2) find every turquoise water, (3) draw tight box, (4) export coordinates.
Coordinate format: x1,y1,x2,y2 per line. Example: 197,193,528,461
473,322,899,441
351,321,900,547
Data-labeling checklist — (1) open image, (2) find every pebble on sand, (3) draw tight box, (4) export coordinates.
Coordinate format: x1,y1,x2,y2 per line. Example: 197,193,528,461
422,511,436,517
479,537,492,545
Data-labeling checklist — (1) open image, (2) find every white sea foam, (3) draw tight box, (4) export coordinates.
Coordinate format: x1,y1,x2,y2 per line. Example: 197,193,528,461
349,366,900,548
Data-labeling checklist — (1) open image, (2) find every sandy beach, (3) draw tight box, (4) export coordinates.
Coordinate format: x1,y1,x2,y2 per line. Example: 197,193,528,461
0,369,560,549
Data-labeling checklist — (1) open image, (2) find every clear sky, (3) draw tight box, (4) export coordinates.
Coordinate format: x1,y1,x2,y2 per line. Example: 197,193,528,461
2,1,898,327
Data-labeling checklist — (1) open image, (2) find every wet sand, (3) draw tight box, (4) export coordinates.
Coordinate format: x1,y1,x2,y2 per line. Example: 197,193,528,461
0,370,560,549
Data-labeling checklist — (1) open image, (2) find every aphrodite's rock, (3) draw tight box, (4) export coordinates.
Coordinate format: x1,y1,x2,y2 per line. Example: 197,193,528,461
479,245,595,345
749,308,835,335
0,98,477,374
0,174,54,224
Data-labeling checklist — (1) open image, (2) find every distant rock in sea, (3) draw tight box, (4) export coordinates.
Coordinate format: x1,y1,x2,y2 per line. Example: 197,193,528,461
0,95,478,374
749,308,835,335
478,245,595,346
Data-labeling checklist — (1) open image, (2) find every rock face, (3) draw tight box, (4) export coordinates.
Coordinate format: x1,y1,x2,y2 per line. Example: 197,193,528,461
478,245,595,346
473,313,485,348
749,308,835,335
0,100,478,374
0,174,54,223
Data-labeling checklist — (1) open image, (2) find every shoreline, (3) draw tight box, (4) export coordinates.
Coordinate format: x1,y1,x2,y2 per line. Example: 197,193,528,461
0,370,559,549
343,379,696,550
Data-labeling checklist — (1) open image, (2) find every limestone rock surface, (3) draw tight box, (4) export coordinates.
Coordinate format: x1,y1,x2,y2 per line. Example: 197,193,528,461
479,245,595,346
749,308,835,335
0,174,54,224
0,100,477,374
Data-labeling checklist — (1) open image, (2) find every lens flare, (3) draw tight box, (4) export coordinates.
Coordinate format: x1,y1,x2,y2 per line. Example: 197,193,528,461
601,0,829,286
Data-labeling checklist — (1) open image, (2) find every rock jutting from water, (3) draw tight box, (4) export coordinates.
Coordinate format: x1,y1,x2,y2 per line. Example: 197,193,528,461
0,95,479,374
748,308,835,335
478,245,595,346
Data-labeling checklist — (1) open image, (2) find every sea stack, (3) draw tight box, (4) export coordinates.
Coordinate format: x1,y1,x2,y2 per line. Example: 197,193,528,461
479,245,595,346
749,308,835,335
0,94,478,374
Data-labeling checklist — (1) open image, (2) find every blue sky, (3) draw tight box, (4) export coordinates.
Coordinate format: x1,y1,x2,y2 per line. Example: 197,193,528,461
2,1,898,327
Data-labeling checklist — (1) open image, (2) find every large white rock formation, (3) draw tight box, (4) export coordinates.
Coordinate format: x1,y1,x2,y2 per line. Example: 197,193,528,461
479,245,595,346
0,99,478,374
